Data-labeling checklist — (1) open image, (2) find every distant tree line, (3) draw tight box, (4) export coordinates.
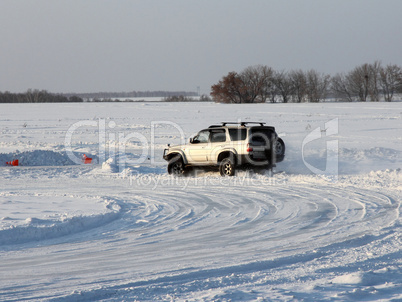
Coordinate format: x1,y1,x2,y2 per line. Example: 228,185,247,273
0,89,83,103
211,62,402,103
63,90,198,100
0,90,200,103
162,94,212,102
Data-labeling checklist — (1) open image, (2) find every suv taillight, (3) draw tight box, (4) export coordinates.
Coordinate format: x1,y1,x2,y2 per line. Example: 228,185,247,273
247,144,253,152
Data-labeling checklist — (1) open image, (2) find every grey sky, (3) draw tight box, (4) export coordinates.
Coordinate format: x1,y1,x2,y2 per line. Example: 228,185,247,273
1,0,401,94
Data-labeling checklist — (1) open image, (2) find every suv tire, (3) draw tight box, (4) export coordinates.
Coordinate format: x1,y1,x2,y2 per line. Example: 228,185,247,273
219,157,235,176
274,138,285,158
168,156,185,176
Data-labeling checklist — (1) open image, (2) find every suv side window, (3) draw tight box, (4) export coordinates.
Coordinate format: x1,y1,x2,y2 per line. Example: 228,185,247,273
229,129,247,141
210,129,226,143
194,130,210,143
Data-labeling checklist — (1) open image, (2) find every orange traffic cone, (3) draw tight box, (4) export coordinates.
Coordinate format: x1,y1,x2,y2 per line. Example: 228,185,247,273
6,159,19,166
82,154,92,164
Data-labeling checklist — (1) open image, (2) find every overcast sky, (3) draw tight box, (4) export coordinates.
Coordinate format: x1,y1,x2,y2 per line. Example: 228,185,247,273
1,0,401,94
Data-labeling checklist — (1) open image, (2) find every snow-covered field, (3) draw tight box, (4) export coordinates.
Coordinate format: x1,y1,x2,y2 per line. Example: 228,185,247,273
0,102,401,301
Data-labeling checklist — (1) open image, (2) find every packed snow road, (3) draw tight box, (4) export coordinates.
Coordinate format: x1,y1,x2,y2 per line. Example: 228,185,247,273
0,171,400,301
0,102,401,301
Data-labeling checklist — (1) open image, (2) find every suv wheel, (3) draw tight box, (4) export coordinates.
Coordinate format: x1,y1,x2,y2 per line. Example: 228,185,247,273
274,138,285,157
219,157,235,176
168,156,185,176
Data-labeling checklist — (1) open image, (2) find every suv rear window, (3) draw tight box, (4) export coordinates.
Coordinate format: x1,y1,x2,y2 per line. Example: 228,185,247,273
229,129,247,141
250,129,273,145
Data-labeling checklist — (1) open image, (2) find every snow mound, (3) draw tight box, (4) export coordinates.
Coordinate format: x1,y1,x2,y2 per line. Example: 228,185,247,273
0,150,97,167
0,212,120,246
333,272,364,284
332,266,402,294
332,270,389,286
340,147,401,162
340,168,402,190
101,158,118,172
0,197,122,246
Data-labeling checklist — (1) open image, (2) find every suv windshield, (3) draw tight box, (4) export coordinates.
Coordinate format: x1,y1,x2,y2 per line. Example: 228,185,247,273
194,130,209,143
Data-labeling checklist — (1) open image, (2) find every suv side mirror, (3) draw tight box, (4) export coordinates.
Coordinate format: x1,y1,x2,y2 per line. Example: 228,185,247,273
189,138,193,143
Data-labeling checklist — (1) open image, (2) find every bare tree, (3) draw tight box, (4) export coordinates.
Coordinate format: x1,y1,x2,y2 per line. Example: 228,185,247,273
25,89,41,103
331,73,354,102
289,70,307,103
305,70,330,102
380,64,402,102
347,62,382,102
272,71,293,103
368,61,381,102
347,64,369,102
258,65,275,103
241,66,263,103
242,65,274,103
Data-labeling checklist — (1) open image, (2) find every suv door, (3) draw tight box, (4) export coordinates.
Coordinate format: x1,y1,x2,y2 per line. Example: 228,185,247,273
207,129,227,163
187,130,210,163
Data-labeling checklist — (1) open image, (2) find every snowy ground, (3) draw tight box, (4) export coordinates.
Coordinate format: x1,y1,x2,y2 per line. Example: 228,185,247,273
0,102,401,301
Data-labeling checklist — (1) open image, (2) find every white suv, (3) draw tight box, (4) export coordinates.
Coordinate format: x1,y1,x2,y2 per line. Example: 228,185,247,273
163,122,285,176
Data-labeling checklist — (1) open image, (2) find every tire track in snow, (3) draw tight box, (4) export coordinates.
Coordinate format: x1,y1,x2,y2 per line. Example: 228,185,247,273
0,180,399,301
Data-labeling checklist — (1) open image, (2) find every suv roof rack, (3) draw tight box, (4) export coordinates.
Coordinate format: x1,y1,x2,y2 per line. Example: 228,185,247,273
221,122,266,127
